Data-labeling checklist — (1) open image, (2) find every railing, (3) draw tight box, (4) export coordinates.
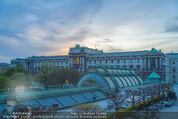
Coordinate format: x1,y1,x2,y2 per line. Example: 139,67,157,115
0,84,99,95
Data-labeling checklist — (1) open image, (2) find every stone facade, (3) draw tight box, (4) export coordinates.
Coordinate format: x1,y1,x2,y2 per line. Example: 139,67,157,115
0,63,10,71
10,45,178,83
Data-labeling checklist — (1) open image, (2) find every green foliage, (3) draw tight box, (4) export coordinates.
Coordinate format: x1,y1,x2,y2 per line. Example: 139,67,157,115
5,64,30,77
73,103,103,113
106,95,164,119
10,73,27,86
0,75,15,89
34,62,80,87
0,64,31,89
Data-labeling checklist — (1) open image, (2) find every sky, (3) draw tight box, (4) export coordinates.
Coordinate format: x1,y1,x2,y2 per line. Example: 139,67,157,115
0,0,178,63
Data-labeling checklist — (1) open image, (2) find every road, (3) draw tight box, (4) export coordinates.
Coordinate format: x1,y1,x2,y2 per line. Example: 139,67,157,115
158,84,178,119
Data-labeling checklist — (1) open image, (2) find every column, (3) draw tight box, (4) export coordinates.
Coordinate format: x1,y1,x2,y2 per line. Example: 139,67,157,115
156,58,158,68
70,57,72,68
148,58,150,68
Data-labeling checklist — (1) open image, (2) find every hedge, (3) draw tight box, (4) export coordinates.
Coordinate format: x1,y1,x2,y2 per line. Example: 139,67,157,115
105,94,165,119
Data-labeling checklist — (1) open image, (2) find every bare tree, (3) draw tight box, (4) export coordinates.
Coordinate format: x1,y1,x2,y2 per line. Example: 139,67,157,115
125,89,139,110
107,93,125,113
138,86,149,109
147,85,156,104
154,84,162,97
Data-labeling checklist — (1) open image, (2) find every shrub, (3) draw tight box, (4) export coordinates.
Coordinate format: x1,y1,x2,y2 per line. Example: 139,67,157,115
105,94,164,119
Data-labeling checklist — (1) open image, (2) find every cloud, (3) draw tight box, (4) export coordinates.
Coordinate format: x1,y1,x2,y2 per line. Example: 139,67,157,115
1,0,178,62
166,25,178,32
103,45,123,52
0,0,104,60
165,16,178,32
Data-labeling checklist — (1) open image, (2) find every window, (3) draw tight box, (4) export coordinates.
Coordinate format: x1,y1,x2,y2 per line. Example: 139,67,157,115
130,59,133,63
137,59,140,63
130,65,134,70
105,60,108,64
173,69,176,72
89,61,91,64
100,60,102,64
111,60,114,64
117,59,120,63
76,58,79,63
94,60,96,64
173,75,175,79
123,59,126,63
66,61,68,64
123,65,127,68
137,65,141,71
173,62,175,64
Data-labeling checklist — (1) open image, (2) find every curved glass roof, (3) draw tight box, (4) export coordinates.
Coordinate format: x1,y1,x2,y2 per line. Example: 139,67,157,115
78,67,144,92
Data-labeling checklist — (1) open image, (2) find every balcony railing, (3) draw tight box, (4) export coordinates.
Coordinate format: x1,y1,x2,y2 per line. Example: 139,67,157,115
0,84,99,95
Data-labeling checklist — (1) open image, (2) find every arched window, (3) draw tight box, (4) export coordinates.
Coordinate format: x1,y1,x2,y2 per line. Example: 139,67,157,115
129,65,134,70
136,65,141,71
123,65,127,69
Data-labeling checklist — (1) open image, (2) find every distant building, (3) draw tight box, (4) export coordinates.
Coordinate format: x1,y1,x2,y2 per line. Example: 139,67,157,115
10,45,178,83
165,53,178,83
0,63,10,71
11,58,25,67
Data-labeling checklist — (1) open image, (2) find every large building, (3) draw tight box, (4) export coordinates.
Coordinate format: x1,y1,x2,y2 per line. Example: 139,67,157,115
11,45,178,83
0,63,10,71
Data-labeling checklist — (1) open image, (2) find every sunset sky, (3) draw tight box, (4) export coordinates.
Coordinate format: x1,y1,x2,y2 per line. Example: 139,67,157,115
0,0,178,63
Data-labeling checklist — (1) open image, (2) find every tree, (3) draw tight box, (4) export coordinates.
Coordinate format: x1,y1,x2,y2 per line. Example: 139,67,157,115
34,62,81,88
0,71,2,76
0,75,15,89
125,89,140,110
47,67,80,85
107,93,125,113
154,84,162,97
138,86,149,109
5,64,30,77
147,85,156,104
10,73,27,86
34,61,54,88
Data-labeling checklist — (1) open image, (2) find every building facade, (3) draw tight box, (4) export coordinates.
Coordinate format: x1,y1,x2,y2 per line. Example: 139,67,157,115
166,53,178,83
0,63,10,71
11,58,25,67
11,45,178,83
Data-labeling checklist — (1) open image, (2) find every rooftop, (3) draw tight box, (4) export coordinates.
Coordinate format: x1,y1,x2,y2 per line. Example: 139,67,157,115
89,50,149,57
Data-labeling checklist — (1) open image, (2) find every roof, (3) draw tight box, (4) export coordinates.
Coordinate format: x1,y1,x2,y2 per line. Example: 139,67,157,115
26,55,69,60
0,62,10,65
78,66,144,93
150,48,159,53
144,71,161,84
166,53,178,58
0,87,107,111
148,72,161,79
88,50,149,58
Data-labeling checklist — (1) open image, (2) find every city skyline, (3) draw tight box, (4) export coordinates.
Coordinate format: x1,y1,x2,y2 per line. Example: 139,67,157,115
1,0,178,63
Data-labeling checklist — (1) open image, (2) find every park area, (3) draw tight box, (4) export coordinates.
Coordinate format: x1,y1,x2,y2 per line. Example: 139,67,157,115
105,84,178,119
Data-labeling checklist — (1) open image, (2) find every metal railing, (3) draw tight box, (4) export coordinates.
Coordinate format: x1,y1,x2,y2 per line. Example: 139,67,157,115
0,84,99,95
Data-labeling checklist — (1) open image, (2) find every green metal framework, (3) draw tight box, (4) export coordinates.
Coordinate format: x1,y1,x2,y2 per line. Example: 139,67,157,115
78,65,144,93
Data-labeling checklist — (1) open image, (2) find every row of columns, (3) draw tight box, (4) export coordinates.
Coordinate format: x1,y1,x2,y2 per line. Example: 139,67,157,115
143,57,162,69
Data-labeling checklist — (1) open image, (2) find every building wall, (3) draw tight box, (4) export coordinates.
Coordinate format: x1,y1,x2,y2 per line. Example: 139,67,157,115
10,46,177,83
0,63,10,71
166,53,178,83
